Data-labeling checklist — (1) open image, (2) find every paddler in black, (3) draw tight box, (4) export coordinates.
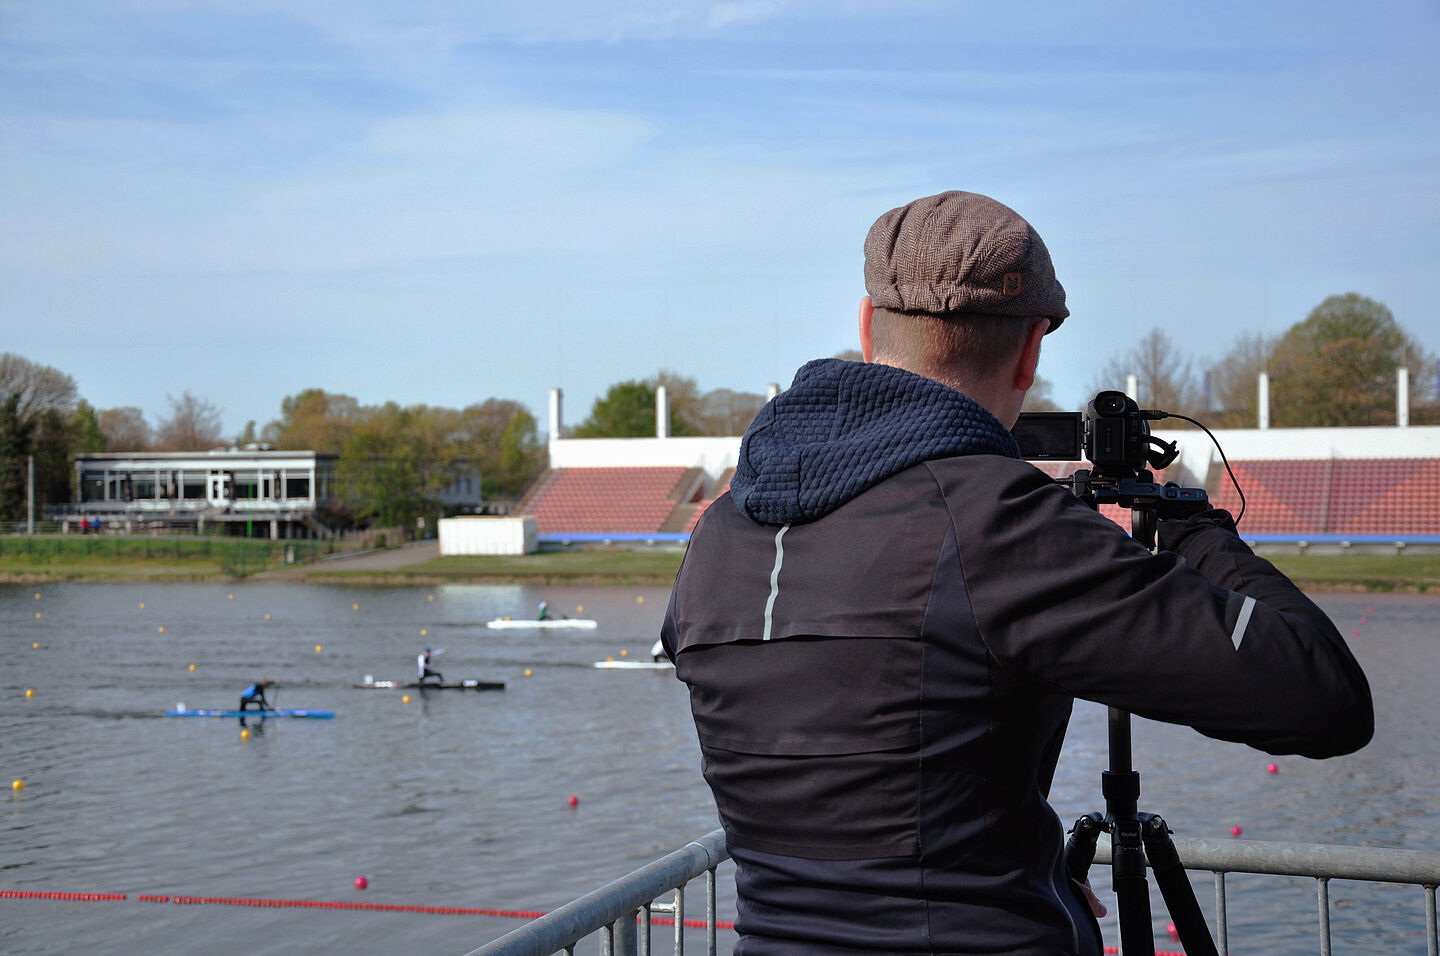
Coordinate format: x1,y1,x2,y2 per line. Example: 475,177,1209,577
238,679,274,712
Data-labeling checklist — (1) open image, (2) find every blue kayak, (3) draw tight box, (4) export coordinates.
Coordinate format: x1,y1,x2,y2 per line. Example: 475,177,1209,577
165,708,335,719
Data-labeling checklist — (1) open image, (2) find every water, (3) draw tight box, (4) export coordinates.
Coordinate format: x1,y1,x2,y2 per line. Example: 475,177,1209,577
2,584,1436,954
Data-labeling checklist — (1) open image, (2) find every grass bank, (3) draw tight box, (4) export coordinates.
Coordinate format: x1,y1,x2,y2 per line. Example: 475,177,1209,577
293,550,686,586
0,536,331,583
1263,553,1440,593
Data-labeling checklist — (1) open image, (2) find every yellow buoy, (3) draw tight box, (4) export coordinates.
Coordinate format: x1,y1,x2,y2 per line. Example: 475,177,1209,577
26,689,35,697
315,645,323,653
264,614,271,621
240,728,251,739
32,642,39,649
12,779,23,791
228,593,234,600
636,595,644,603
35,612,41,619
353,603,359,611
188,664,196,671
427,594,434,601
577,605,583,613
524,669,532,677
157,626,165,634
606,656,615,662
139,602,145,609
420,629,427,637
34,592,41,600
402,695,411,703
620,649,628,657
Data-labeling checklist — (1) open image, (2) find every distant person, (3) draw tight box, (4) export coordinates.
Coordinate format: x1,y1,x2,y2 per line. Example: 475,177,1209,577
238,679,275,712
651,639,665,662
418,648,445,683
537,600,550,620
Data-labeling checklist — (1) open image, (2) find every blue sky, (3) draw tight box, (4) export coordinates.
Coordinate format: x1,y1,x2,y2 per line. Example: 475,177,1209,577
3,1,1438,437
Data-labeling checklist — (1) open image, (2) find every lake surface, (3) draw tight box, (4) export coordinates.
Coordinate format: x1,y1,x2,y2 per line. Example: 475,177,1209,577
2,583,1436,954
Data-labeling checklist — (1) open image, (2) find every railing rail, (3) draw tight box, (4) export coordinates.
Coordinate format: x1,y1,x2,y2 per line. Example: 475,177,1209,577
465,830,1440,956
462,830,728,956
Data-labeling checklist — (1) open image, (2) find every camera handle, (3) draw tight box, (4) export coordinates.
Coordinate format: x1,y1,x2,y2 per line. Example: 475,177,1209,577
1065,707,1219,956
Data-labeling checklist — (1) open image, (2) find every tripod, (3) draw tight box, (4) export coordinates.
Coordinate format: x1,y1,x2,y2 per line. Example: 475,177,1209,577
1064,706,1218,956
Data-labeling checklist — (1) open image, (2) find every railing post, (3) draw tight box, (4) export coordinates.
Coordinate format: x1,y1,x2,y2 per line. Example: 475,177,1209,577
1317,877,1332,956
1214,871,1228,956
612,909,638,956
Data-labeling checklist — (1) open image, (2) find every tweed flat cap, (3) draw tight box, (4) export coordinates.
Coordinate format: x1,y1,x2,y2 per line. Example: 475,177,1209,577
864,190,1068,331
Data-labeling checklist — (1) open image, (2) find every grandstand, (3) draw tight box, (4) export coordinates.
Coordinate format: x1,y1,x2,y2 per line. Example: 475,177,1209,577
521,388,1440,553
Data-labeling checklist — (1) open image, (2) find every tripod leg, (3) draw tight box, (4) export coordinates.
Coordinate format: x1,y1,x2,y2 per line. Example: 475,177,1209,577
1111,815,1155,955
1065,812,1105,884
1140,813,1218,956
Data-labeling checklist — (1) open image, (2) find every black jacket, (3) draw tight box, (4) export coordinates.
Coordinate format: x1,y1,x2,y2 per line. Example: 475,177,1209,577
663,359,1372,955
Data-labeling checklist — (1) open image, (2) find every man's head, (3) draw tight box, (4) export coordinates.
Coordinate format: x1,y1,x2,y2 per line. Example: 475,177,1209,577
859,190,1067,424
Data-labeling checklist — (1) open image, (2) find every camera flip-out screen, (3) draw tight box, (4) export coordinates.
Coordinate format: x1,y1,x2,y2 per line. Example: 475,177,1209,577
1013,412,1083,461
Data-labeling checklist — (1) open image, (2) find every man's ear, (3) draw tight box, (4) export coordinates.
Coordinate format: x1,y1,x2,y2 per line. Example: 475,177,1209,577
1013,319,1050,390
859,296,875,362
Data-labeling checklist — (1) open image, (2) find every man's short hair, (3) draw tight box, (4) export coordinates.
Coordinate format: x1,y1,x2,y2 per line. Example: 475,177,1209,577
870,307,1046,388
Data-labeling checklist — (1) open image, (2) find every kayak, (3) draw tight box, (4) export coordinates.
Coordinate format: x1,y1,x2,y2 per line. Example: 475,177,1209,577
356,677,505,691
593,660,674,670
486,618,597,630
165,708,335,719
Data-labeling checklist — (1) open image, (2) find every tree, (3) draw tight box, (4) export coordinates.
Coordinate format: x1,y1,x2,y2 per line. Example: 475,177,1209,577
0,394,35,521
1269,293,1435,427
262,388,363,452
0,353,77,424
153,392,225,451
572,380,663,438
1205,332,1278,428
98,406,151,451
339,403,451,526
1092,329,1202,421
691,388,767,435
70,401,107,454
457,399,545,499
234,420,258,447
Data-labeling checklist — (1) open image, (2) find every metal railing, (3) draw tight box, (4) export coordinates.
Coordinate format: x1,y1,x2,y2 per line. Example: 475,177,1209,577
465,830,1440,956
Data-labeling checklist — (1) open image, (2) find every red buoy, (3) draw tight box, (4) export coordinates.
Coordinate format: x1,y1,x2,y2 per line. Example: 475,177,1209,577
1267,763,1279,774
1230,825,1243,837
354,876,368,891
567,795,579,808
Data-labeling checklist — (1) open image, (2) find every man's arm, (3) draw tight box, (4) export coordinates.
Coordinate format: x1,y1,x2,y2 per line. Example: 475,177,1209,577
944,460,1374,758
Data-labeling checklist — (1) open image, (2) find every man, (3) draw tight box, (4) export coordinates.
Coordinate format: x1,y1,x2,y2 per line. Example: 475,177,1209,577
238,679,274,712
417,647,445,683
660,190,1373,955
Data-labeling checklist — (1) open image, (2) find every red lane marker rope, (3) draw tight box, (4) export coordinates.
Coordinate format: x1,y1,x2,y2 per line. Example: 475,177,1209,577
1,891,127,902
13,890,744,932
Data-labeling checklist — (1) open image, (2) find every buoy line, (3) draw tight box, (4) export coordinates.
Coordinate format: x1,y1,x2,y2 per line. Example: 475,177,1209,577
1,891,128,902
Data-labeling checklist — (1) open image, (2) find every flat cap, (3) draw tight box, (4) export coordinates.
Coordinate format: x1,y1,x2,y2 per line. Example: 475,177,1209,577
864,190,1068,331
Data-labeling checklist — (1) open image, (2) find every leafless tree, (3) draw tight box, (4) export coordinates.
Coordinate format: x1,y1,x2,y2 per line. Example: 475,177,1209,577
0,353,78,424
154,391,225,451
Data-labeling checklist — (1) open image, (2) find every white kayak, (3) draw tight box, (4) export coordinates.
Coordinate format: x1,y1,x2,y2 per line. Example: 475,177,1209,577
486,618,598,630
594,660,673,670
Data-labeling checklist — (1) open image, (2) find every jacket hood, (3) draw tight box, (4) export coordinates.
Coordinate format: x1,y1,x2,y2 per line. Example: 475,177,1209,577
731,359,1019,525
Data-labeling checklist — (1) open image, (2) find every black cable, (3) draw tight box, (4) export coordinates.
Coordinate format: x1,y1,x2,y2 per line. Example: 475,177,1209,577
1161,412,1246,529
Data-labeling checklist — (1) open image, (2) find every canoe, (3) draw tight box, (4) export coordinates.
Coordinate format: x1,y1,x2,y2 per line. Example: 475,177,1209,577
165,708,335,719
486,618,597,630
355,678,505,691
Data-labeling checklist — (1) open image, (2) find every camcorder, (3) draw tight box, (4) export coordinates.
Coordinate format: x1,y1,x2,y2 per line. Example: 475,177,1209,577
1013,390,1209,546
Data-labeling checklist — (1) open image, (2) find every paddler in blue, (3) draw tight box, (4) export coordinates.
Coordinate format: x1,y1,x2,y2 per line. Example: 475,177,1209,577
417,648,445,684
238,679,275,712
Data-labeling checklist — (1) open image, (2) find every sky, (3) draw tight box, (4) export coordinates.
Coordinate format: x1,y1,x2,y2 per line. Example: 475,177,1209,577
3,0,1438,439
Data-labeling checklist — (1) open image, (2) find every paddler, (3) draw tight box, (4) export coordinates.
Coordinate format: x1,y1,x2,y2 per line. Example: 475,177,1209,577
417,647,445,683
238,679,275,712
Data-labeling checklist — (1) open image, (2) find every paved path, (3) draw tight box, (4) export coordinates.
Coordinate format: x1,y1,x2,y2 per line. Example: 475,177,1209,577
257,540,440,579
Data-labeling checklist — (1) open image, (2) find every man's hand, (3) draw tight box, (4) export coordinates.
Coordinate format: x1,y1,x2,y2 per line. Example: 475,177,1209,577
1072,878,1107,918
